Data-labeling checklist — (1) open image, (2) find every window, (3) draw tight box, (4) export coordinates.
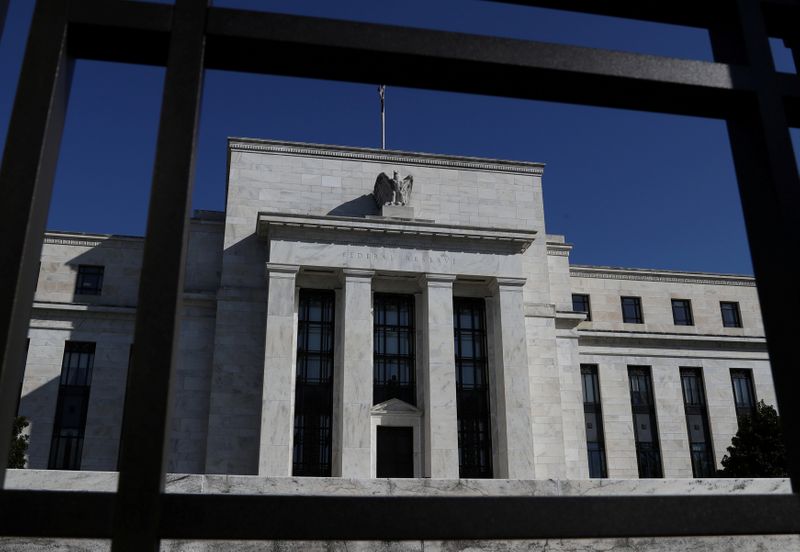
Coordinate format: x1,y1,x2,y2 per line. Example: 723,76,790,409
730,369,757,427
628,366,662,478
572,293,592,321
293,290,335,477
75,265,104,295
720,301,742,328
680,368,715,477
373,293,416,405
671,299,694,326
453,297,492,479
581,364,607,478
621,296,644,324
49,341,95,470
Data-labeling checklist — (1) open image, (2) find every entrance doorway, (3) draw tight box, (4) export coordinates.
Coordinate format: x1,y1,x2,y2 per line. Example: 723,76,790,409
376,426,413,478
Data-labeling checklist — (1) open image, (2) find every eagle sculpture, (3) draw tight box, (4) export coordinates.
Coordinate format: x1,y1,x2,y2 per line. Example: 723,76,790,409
373,171,413,207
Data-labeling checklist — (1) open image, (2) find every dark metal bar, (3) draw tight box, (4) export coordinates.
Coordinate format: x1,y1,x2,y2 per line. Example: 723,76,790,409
0,491,115,538
111,0,207,550
2,491,799,540
0,0,8,44
160,494,800,540
710,0,800,491
0,0,71,485
66,0,172,66
491,0,800,40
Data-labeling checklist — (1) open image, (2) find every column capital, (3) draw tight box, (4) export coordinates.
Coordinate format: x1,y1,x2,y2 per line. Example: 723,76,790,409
419,273,457,288
492,276,527,290
340,268,375,282
265,263,300,280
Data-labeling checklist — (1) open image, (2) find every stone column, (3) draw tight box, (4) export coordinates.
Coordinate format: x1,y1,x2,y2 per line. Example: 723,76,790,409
335,269,374,478
490,277,536,479
419,273,460,479
258,263,299,476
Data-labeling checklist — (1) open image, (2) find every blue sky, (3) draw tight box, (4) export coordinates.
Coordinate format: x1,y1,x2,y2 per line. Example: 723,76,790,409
1,0,798,275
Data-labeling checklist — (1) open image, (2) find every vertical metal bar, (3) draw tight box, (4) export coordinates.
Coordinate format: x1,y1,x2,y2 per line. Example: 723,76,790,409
0,0,8,44
710,0,800,491
111,0,207,550
0,0,71,485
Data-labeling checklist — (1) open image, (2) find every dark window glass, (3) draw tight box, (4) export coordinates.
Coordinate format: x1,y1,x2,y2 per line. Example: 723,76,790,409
621,296,644,324
720,301,742,328
680,368,715,477
572,294,591,321
374,293,415,405
454,297,492,479
730,369,757,427
293,290,335,477
628,366,662,478
75,265,104,296
671,299,694,326
581,364,607,478
49,342,95,470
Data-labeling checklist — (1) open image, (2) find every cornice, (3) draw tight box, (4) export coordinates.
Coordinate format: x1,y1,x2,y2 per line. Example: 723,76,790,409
547,243,572,257
229,138,545,176
44,232,144,249
257,212,537,253
570,265,756,287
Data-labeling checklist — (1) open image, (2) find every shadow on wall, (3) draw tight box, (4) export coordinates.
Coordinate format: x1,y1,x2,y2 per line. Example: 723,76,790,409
327,194,378,217
16,376,60,471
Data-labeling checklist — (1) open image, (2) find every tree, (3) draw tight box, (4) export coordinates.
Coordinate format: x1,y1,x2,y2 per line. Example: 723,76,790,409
8,416,29,469
719,400,787,477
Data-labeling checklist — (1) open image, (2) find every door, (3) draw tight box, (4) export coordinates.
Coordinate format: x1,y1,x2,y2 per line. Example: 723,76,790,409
376,426,414,478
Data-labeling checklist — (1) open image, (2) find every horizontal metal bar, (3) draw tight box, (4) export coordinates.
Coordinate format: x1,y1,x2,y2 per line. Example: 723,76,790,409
66,0,172,66
0,491,115,538
3,491,799,540
490,0,800,39
202,7,800,121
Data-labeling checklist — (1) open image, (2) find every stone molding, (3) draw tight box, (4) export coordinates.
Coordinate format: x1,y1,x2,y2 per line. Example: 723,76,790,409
524,302,556,318
257,212,537,253
419,273,457,287
546,243,572,257
570,265,756,287
340,268,375,281
370,398,422,418
493,276,527,289
265,263,300,279
44,232,144,249
229,138,545,175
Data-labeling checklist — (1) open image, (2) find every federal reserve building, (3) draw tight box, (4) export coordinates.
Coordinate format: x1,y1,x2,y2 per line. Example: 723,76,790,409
8,139,791,550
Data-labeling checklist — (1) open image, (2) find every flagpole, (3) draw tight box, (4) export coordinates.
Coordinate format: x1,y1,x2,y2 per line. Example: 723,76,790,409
379,85,386,149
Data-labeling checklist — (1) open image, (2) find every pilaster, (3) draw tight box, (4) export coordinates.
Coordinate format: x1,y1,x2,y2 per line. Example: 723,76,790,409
334,268,374,478
490,277,536,479
419,273,460,478
258,263,299,476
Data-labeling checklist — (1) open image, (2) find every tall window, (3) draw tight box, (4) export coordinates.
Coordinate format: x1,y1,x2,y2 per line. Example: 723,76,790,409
75,265,104,295
453,297,492,478
720,301,742,328
730,369,757,426
293,290,335,476
49,342,95,470
373,293,415,405
671,299,694,326
581,364,607,478
572,293,591,321
628,366,662,478
621,296,644,324
680,368,715,477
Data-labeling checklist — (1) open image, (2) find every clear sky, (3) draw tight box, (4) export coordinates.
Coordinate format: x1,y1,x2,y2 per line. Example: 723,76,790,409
1,0,798,275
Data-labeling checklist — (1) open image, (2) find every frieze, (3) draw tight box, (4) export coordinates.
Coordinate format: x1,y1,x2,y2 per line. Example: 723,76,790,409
570,266,756,287
230,139,545,175
342,250,456,266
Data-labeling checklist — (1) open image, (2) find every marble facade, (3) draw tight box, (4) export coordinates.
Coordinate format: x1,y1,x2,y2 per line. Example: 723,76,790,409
12,140,776,497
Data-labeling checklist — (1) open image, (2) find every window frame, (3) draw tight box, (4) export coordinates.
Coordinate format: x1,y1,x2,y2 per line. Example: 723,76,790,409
680,367,715,478
671,298,694,326
580,364,607,478
74,264,104,296
373,293,416,406
627,365,663,478
720,301,743,328
621,296,644,324
730,368,758,427
572,293,592,321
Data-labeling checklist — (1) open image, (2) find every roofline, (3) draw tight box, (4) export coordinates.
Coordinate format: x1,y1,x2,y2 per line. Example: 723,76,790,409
227,137,546,176
570,264,756,287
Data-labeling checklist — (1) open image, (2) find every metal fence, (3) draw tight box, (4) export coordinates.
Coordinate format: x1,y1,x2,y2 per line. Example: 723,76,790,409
0,1,799,550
